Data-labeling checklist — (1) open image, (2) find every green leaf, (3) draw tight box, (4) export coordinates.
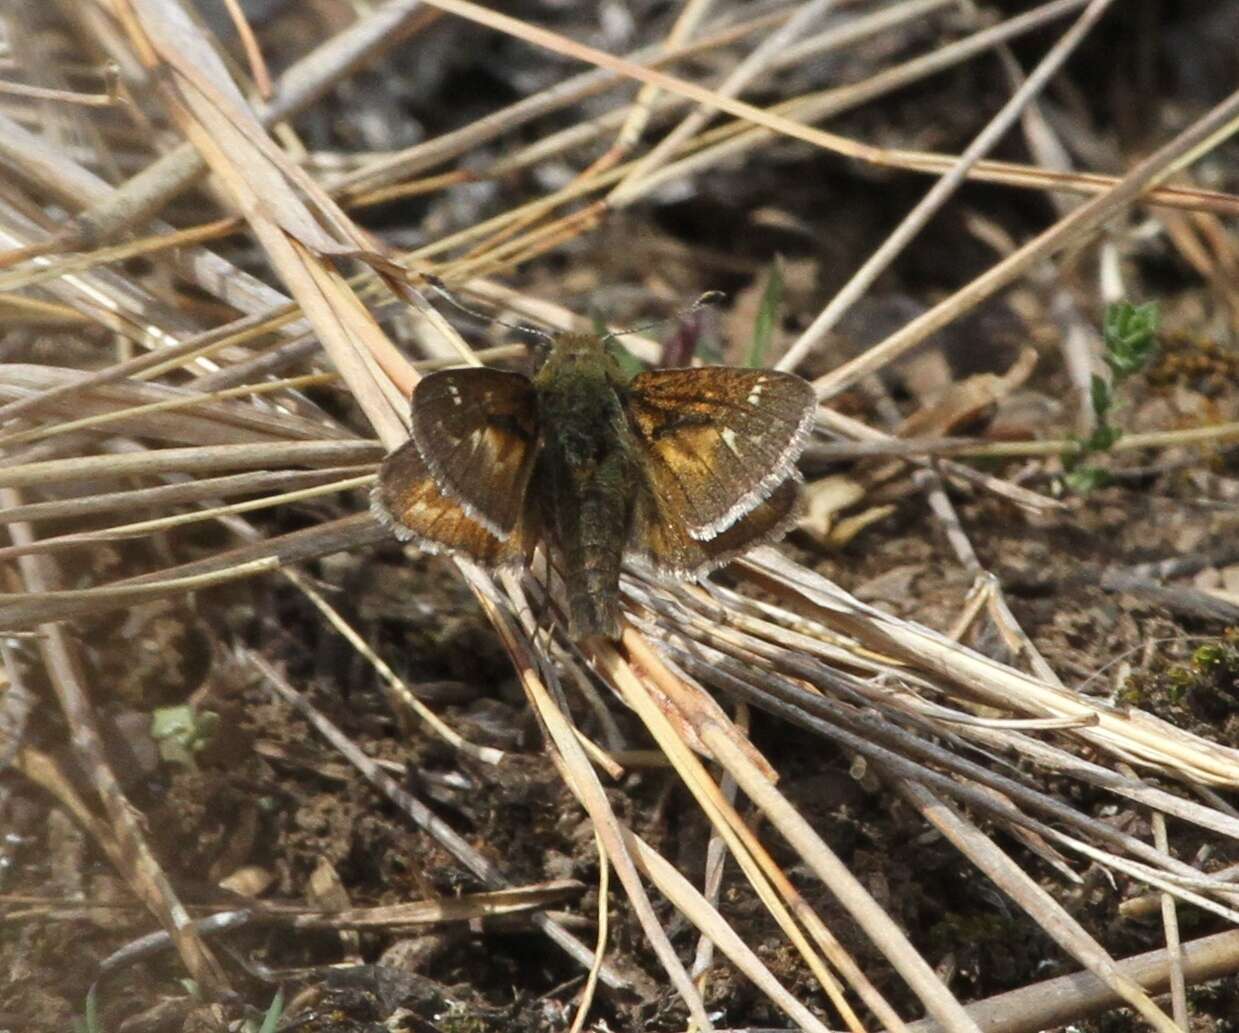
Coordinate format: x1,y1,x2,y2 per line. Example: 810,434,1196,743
258,988,285,1033
1102,300,1159,377
150,703,194,741
86,986,99,1033
746,258,784,368
1064,465,1111,493
1193,644,1225,668
76,985,100,1033
1085,425,1121,452
1102,300,1156,351
151,704,219,770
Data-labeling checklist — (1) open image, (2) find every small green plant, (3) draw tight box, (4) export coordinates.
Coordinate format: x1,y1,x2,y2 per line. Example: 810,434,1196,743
746,257,784,368
1063,300,1159,493
72,985,101,1033
1115,634,1239,735
150,703,219,770
246,988,285,1033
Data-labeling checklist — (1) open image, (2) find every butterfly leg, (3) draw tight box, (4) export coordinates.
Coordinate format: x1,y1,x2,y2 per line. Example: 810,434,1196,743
529,571,559,651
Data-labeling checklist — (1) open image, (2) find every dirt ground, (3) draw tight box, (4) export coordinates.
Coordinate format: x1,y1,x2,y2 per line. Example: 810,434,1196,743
3,1,1239,1031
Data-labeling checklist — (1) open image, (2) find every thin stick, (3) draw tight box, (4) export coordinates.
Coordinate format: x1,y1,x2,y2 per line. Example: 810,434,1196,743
219,0,272,98
0,79,121,107
567,829,610,1033
901,929,1239,1033
775,0,1116,373
0,441,383,490
584,0,715,177
0,473,374,562
600,634,872,1032
0,466,372,526
807,86,1239,398
4,489,230,991
282,569,505,765
1151,803,1190,1030
608,0,841,206
250,649,630,989
701,725,983,1031
897,779,1179,1032
0,371,340,449
463,574,712,1027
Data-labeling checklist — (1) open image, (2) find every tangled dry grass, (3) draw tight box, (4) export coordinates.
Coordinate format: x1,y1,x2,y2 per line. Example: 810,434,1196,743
2,1,1239,1031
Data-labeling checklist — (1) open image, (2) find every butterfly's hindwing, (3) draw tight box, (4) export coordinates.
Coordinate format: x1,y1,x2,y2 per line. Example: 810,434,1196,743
411,368,540,539
624,367,815,540
627,472,803,577
372,437,537,568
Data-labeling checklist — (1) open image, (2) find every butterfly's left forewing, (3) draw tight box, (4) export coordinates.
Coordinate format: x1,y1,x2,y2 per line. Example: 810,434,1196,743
411,368,540,539
624,367,815,540
372,438,538,568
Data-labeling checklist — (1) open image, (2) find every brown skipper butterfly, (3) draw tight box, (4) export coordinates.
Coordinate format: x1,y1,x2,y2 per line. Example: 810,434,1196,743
373,331,815,639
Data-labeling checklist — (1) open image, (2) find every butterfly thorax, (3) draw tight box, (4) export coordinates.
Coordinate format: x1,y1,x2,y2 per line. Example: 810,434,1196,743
532,334,640,637
531,335,632,464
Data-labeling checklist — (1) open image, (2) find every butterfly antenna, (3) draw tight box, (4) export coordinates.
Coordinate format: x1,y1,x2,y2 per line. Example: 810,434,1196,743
423,275,555,343
601,290,725,343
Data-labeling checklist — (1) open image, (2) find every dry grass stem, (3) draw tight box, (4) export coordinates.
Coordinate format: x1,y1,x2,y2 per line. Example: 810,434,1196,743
0,441,383,490
805,86,1239,392
0,473,373,561
5,492,230,991
775,0,1116,372
281,568,505,764
607,0,842,206
897,780,1179,1031
472,581,712,1025
0,466,372,525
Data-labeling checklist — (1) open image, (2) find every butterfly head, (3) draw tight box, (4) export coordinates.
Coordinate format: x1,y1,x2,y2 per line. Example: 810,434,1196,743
532,332,632,392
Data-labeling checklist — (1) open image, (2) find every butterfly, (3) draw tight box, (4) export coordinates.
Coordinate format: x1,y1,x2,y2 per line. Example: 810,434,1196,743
372,332,816,639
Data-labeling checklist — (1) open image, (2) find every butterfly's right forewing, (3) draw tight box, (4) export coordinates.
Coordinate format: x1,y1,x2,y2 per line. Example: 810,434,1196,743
624,367,815,541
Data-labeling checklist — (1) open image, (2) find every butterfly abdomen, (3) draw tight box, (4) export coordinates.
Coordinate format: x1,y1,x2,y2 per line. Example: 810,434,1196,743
566,444,638,637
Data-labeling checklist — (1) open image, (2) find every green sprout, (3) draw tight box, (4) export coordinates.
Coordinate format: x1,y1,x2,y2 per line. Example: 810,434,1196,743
72,985,101,1033
747,258,784,369
251,988,285,1033
150,704,220,770
1063,300,1159,493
